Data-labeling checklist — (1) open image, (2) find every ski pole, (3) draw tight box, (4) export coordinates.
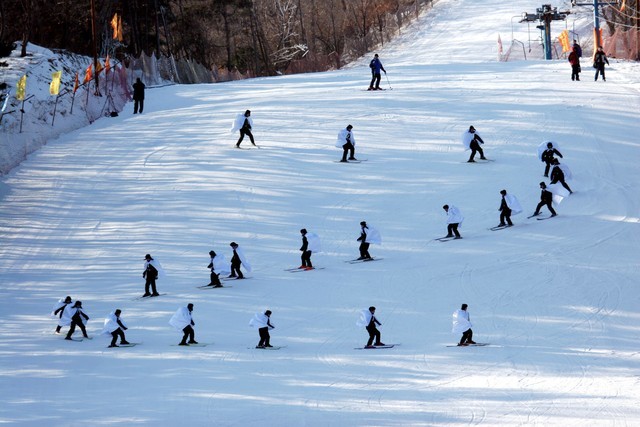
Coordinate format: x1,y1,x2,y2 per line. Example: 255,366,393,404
385,73,392,90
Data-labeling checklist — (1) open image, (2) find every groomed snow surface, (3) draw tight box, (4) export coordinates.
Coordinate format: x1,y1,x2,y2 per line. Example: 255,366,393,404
1,0,640,425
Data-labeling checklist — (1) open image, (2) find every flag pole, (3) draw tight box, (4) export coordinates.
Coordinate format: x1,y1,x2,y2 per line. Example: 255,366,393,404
19,95,34,133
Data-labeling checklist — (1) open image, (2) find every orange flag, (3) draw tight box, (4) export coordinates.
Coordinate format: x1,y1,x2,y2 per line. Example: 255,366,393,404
111,13,124,42
111,14,119,40
83,64,92,84
105,55,111,74
73,72,79,93
95,60,104,75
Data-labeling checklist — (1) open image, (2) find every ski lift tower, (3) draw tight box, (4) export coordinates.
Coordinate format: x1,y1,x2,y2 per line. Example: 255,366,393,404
571,0,620,50
520,4,570,59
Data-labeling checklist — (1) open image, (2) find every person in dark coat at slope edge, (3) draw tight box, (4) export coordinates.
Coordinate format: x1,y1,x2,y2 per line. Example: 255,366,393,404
133,78,145,114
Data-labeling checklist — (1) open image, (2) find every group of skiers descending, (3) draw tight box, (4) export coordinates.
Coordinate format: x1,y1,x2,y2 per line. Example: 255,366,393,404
52,53,577,350
446,126,574,239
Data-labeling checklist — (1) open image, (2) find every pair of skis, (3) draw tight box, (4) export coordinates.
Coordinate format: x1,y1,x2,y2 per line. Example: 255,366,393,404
335,159,367,164
354,343,398,350
489,224,512,231
527,213,555,220
133,293,168,301
346,257,383,264
284,267,325,273
434,236,462,242
108,342,141,348
197,284,233,289
446,342,491,347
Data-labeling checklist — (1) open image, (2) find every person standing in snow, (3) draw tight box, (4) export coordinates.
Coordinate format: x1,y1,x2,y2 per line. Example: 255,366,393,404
232,110,256,148
132,78,145,114
442,205,463,239
368,54,386,90
103,309,130,348
568,46,581,81
142,254,161,297
357,221,381,260
299,229,313,270
532,182,557,217
540,142,563,177
498,189,513,227
452,303,476,346
228,242,251,279
462,126,486,163
593,46,609,82
572,40,583,58
206,250,224,287
550,159,573,194
170,303,198,346
336,124,357,162
249,310,275,348
358,306,385,348
64,301,90,340
52,296,73,334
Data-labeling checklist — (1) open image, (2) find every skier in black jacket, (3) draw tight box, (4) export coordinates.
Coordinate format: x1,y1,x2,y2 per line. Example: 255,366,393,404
299,229,313,269
541,142,563,177
465,126,486,162
64,301,90,340
229,242,245,279
498,190,513,227
357,221,373,260
365,306,385,348
533,182,557,217
550,159,573,194
53,296,72,334
143,254,160,297
207,251,222,287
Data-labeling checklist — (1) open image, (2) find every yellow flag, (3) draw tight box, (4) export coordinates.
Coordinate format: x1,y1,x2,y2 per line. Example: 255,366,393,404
50,71,62,96
16,75,27,101
558,30,571,53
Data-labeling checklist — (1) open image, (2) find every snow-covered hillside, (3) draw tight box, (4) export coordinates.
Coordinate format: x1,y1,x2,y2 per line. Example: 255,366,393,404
1,0,639,425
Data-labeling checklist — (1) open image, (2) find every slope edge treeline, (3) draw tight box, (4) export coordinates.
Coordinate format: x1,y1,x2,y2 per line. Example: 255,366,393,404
1,0,436,75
